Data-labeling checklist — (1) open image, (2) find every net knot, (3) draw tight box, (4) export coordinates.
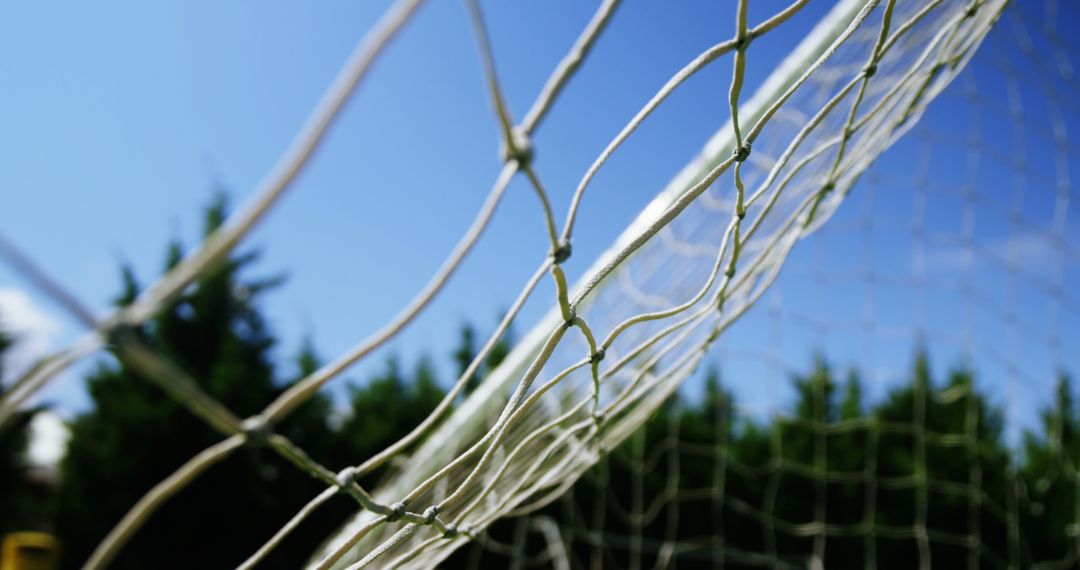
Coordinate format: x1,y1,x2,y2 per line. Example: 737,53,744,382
732,142,751,163
562,310,577,330
335,466,357,488
241,415,271,446
733,33,751,52
551,240,573,264
442,525,458,539
500,127,534,167
725,266,736,279
422,505,440,525
590,349,606,364
862,63,877,78
385,502,407,523
103,320,138,349
964,3,979,17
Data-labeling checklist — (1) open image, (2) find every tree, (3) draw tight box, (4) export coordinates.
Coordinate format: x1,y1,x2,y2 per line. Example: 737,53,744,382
452,324,478,396
333,356,444,491
451,316,513,398
869,354,1011,568
1020,373,1080,565
0,323,45,536
54,195,340,569
447,352,1032,569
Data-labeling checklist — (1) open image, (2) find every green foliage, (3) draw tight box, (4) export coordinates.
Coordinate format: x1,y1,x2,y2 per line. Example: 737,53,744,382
1021,372,1080,564
452,317,513,397
452,325,478,395
53,196,340,569
19,198,1077,568
334,356,444,490
457,353,1076,570
0,408,37,535
45,194,533,568
0,324,45,536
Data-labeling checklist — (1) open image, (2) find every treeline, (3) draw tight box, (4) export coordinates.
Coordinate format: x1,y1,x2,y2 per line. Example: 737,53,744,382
0,197,507,569
463,359,1080,569
0,197,1077,568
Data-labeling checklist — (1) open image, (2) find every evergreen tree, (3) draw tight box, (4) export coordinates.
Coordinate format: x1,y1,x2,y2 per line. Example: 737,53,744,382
390,334,1080,570
452,324,478,395
54,195,339,569
335,355,445,490
871,353,1010,568
451,316,513,398
0,324,44,536
1021,373,1080,565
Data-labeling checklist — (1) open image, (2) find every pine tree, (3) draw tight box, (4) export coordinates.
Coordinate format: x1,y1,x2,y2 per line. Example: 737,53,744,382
54,195,339,569
0,324,44,536
452,316,513,398
1021,373,1080,565
871,352,1010,568
335,355,445,490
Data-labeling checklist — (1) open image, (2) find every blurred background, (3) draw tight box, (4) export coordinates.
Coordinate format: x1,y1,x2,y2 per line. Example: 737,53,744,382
1,0,1078,568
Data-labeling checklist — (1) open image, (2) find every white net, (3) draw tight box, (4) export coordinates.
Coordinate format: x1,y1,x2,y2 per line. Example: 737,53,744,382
450,1,1080,567
2,0,1075,568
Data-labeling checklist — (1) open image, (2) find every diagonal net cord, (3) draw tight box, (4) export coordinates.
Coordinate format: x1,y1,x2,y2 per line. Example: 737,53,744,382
503,6,1079,566
3,0,627,568
0,0,1010,568
318,1,1007,568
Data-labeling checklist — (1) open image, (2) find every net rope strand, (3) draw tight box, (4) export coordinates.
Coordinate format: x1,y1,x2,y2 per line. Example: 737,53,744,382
0,0,426,426
0,0,1060,568
463,1,1076,567
248,0,989,561
4,0,623,565
76,1,629,567
378,2,1002,565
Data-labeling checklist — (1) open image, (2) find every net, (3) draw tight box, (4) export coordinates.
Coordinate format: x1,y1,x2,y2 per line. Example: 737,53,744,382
1,0,1074,568
453,1,1080,567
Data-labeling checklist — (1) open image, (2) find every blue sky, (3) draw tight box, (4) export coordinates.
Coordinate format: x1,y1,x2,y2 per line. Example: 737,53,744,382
1,0,1078,443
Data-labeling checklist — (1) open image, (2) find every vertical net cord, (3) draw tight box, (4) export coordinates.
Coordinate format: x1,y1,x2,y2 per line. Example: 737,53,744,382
861,142,881,570
959,70,983,570
908,109,927,568
1037,0,1078,559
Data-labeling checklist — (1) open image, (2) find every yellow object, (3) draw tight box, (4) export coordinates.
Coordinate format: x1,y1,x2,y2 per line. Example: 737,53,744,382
1,533,58,570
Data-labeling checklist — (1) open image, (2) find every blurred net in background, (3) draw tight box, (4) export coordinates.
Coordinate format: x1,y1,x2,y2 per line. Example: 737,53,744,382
1,0,1077,568
458,1,1080,568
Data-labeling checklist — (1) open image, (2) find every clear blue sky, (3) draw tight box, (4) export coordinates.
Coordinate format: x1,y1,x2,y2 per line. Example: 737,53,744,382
1,0,1077,443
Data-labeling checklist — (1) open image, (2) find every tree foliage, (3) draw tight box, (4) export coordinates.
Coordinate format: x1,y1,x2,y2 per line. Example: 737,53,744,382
54,196,340,569
9,199,1077,569
46,195,516,568
457,354,1077,570
0,324,44,536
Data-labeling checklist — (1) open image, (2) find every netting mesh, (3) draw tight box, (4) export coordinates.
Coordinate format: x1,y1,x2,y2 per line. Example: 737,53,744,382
2,0,1075,568
451,2,1080,567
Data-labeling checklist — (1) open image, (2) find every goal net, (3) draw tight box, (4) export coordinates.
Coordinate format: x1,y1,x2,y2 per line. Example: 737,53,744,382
1,0,1076,568
448,1,1080,568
